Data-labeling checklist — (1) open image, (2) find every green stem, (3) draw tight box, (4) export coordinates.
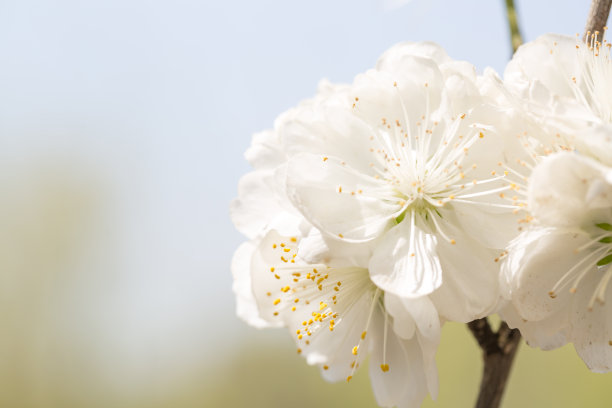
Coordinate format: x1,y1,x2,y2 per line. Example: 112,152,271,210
504,0,523,53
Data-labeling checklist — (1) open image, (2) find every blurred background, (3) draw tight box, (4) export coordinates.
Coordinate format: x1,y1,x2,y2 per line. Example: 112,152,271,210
1,0,611,407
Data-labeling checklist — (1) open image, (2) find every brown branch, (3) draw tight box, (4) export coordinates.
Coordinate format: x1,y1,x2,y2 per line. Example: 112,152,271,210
468,318,522,408
584,0,612,41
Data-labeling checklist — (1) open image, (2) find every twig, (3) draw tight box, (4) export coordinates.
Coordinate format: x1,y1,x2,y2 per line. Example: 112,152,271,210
468,318,522,408
584,0,612,41
504,0,523,53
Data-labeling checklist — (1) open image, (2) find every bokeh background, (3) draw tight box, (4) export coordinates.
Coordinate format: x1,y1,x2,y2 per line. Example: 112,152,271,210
1,0,611,407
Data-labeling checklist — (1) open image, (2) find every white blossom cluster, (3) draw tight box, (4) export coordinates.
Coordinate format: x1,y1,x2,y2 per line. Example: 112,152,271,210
230,34,612,407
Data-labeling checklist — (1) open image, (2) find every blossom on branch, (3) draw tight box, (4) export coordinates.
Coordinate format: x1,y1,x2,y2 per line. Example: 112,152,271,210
247,230,439,408
284,43,524,322
230,40,535,406
501,33,612,371
501,152,612,371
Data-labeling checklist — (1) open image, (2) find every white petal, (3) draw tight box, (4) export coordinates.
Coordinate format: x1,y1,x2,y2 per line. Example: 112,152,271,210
505,34,578,100
440,63,481,114
384,294,416,339
529,152,612,227
280,105,379,175
429,223,499,322
231,241,277,328
501,304,568,351
244,129,286,170
449,201,521,250
573,124,612,168
369,323,432,408
287,153,399,241
298,227,374,269
400,296,440,343
299,289,376,382
354,57,445,131
376,42,450,71
369,217,443,298
250,231,379,381
504,228,591,322
384,294,440,398
569,276,612,372
249,230,301,324
230,169,286,239
416,330,439,399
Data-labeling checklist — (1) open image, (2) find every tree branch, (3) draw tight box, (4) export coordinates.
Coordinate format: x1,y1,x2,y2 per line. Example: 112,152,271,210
504,0,523,53
468,318,521,408
584,0,612,41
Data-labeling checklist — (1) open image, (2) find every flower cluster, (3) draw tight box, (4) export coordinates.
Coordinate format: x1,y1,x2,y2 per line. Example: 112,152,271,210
231,33,612,407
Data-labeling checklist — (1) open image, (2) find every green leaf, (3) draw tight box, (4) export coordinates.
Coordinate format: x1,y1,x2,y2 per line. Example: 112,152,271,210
599,237,612,244
596,223,612,231
597,254,612,266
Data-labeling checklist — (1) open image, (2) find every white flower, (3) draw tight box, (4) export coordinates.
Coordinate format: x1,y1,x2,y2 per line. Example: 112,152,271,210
504,33,612,166
231,241,274,328
230,79,353,242
501,151,612,371
230,129,307,327
230,86,348,326
249,229,439,408
283,42,524,321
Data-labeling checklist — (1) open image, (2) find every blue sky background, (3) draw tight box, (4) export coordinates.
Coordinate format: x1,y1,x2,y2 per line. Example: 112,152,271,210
0,0,596,405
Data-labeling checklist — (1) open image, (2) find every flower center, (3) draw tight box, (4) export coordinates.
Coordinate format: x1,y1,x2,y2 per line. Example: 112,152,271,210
572,32,612,122
548,222,612,310
266,236,392,378
359,82,522,210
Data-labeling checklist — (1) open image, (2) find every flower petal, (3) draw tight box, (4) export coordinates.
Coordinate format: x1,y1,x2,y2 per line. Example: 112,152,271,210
231,241,273,328
298,227,374,269
384,294,440,398
353,56,445,134
416,330,439,399
287,153,399,241
280,105,379,175
369,217,443,298
449,201,521,250
384,294,416,340
568,269,612,373
429,223,499,322
569,277,612,372
501,304,568,351
505,34,578,101
400,296,440,343
376,41,450,71
289,287,376,383
244,129,286,170
503,227,592,322
529,152,612,227
369,323,433,408
249,230,302,324
230,169,286,239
